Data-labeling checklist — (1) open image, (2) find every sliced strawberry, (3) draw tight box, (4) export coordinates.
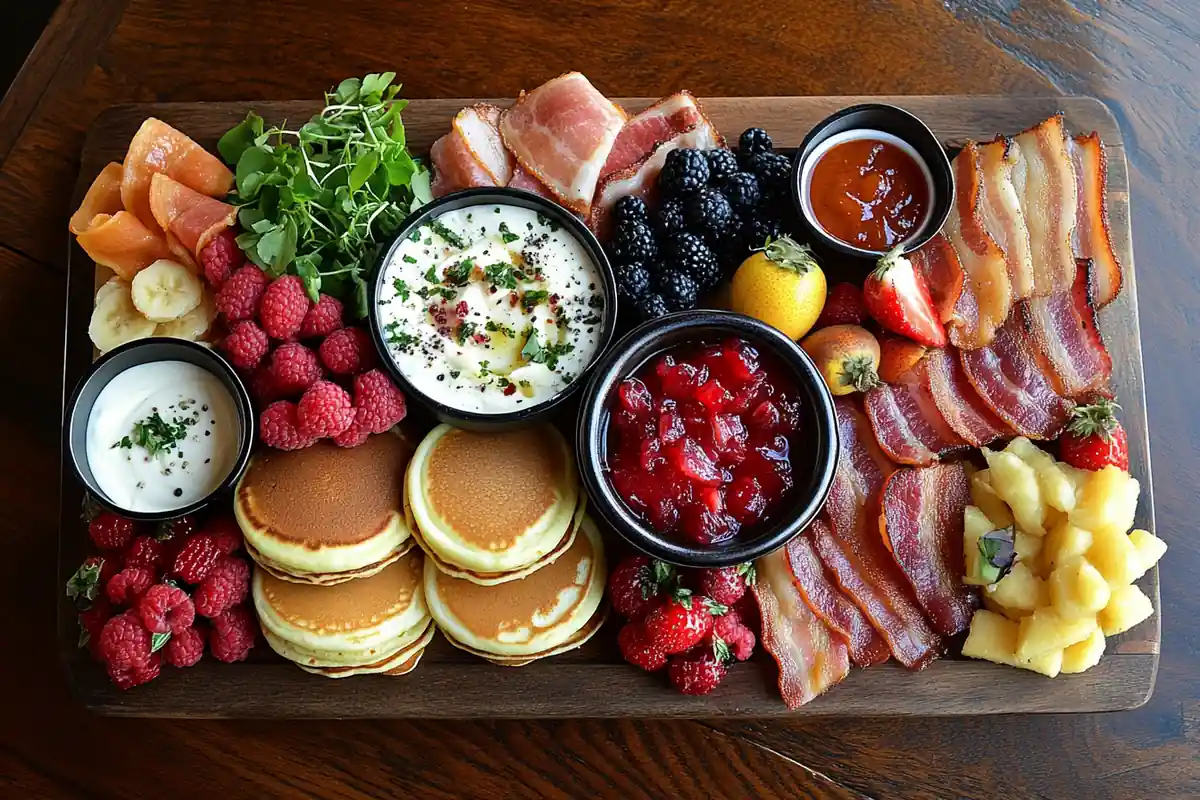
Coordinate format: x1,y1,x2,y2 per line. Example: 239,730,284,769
864,245,948,348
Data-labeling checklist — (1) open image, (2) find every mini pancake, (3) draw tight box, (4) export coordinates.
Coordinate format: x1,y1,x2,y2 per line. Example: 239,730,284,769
406,424,580,575
424,515,607,662
268,622,435,678
245,538,415,587
440,602,609,667
236,432,413,580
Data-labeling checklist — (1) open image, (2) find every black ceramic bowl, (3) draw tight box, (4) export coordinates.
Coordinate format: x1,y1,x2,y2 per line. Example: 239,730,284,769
368,188,618,431
576,310,839,568
64,338,255,522
790,103,954,258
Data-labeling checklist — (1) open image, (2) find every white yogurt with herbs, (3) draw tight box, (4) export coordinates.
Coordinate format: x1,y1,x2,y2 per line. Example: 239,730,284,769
85,361,240,513
376,203,606,414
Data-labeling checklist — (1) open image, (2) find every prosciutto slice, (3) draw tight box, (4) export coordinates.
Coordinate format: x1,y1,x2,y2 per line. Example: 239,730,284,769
813,397,942,669
453,104,514,186
909,233,964,325
880,464,976,637
75,211,172,280
1010,114,1078,296
977,137,1035,299
1068,132,1122,307
600,92,709,180
754,546,850,709
922,347,1011,446
787,524,890,667
1021,260,1113,398
430,130,497,198
500,72,626,215
148,173,236,267
863,375,968,466
507,164,555,199
121,118,234,230
70,162,125,235
942,143,1012,350
960,315,1073,438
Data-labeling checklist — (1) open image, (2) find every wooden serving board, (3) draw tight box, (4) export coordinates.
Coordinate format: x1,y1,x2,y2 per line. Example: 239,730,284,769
59,96,1157,717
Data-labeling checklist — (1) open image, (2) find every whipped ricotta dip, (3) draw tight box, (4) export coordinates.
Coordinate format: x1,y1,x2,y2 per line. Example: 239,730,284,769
376,203,606,414
85,360,240,513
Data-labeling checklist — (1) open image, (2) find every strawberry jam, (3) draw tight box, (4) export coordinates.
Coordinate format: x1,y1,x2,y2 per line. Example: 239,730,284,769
605,338,802,545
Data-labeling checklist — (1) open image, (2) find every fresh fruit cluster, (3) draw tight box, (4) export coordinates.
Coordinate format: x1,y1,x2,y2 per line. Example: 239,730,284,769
200,230,407,450
66,503,256,689
609,554,759,695
608,128,798,321
89,260,217,354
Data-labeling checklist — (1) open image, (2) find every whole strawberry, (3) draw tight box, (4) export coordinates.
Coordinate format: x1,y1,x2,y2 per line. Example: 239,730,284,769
608,555,675,620
1059,397,1129,472
697,563,756,606
642,590,726,654
814,282,867,329
88,512,135,551
617,622,668,672
667,649,728,695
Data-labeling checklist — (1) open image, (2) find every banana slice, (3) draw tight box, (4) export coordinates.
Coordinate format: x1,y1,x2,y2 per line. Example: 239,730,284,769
94,277,128,307
155,291,216,341
130,259,203,322
89,282,157,353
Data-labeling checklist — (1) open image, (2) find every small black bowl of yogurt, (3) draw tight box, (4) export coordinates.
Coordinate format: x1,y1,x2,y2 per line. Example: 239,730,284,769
368,187,618,430
64,338,255,522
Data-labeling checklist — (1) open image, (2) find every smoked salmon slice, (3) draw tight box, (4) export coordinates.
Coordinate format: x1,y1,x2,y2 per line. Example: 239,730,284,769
75,211,173,280
70,162,125,235
148,173,237,267
122,118,234,230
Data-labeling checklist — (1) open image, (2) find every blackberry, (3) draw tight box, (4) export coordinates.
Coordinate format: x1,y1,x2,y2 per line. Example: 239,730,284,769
611,220,658,265
615,262,651,299
737,128,774,168
741,215,783,250
750,151,793,200
655,269,699,311
613,195,649,226
669,232,721,291
705,149,739,183
636,292,670,321
655,197,687,237
659,149,710,197
719,172,761,215
684,188,734,242
713,219,751,274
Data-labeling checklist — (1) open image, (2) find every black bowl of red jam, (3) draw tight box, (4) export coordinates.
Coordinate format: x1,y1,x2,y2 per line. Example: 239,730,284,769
576,310,838,568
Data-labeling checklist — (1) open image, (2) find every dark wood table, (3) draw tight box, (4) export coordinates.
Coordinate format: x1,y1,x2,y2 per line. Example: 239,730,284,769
2,1,1196,797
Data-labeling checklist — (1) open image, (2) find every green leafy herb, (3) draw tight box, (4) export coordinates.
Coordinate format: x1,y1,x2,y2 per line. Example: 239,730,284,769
423,265,438,283
65,559,103,604
485,319,516,338
443,258,475,287
521,289,550,312
150,632,171,654
402,254,417,264
126,412,192,457
430,219,467,249
385,322,418,351
416,285,455,302
477,360,492,377
392,278,410,302
536,212,560,232
521,329,575,371
454,321,479,345
498,222,520,244
111,436,132,450
484,262,521,290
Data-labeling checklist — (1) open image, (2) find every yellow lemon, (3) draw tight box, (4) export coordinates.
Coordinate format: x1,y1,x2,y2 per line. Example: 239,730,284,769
729,236,827,340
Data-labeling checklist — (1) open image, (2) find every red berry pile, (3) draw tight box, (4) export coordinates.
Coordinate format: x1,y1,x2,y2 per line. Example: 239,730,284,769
199,231,407,451
608,554,759,695
66,506,257,690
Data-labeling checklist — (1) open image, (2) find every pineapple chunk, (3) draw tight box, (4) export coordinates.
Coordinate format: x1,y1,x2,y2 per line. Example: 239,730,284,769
986,561,1046,612
971,469,1014,528
1041,520,1093,575
963,610,1062,676
963,505,1000,586
1015,531,1043,568
1127,529,1168,580
983,595,1030,621
1098,584,1154,636
1087,527,1142,588
1020,648,1064,678
1006,437,1078,513
1048,557,1111,619
984,449,1046,535
1061,628,1106,674
1069,465,1140,536
1015,607,1097,660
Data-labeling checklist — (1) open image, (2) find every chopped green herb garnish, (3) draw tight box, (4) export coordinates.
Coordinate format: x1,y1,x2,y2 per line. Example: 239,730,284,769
483,262,521,290
582,313,602,326
449,370,461,379
484,319,516,338
430,219,466,249
521,329,575,371
423,266,438,283
454,320,479,345
125,412,191,457
498,222,520,244
536,212,560,232
385,321,418,351
588,293,605,309
478,360,491,377
392,278,411,302
408,229,422,243
521,289,550,312
111,436,133,450
402,254,418,264
443,258,475,286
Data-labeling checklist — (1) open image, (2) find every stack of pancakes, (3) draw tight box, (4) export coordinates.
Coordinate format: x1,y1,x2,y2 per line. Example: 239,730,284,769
406,424,608,665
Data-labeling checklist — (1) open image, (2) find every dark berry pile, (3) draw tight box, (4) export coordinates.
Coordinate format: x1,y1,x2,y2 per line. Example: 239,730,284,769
607,129,797,322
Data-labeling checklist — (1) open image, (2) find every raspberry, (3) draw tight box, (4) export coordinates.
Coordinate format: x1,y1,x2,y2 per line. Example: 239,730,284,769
215,264,268,322
124,535,165,572
332,414,371,448
194,555,250,618
78,597,113,660
296,380,354,439
267,341,323,396
109,653,161,690
200,229,242,289
352,369,407,433
299,294,344,339
164,627,205,668
203,517,243,555
105,566,155,605
209,605,257,663
259,275,312,340
221,320,270,370
667,649,728,695
136,583,196,635
697,563,755,606
259,400,317,451
712,614,756,661
88,511,135,551
98,612,152,670
733,592,760,634
318,326,375,376
247,365,283,406
617,622,668,671
170,533,221,583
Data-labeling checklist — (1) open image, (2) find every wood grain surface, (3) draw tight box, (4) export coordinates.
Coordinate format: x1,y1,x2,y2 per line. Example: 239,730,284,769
3,0,1199,797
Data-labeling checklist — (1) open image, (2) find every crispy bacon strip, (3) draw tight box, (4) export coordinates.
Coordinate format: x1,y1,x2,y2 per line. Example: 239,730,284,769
70,162,125,235
909,233,965,325
430,129,497,198
787,524,890,667
880,464,976,637
754,546,850,709
600,92,709,180
943,143,1012,350
863,376,968,466
977,137,1035,299
959,315,1073,438
1021,259,1113,398
1010,114,1078,296
1068,132,1122,307
921,348,1011,446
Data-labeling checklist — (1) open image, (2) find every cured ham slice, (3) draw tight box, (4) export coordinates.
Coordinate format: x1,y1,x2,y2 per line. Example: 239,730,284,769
70,162,124,235
149,173,237,267
922,348,1011,446
1021,260,1113,398
1068,132,1122,307
754,546,850,709
909,233,964,324
599,92,710,180
452,104,514,186
942,143,1012,350
814,397,942,669
1010,114,1078,296
864,376,968,466
121,118,234,230
507,164,555,199
500,72,626,215
75,211,172,280
960,315,1073,438
430,130,498,198
977,137,1035,299
787,524,890,667
880,464,975,637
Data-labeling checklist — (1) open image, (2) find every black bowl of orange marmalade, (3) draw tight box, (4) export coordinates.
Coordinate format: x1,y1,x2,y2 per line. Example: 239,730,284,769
790,104,953,258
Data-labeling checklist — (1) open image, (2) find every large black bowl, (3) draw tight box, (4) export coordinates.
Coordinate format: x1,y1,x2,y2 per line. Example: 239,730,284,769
576,310,839,568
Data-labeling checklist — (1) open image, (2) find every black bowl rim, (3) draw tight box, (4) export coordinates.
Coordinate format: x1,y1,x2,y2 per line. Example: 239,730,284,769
789,102,955,258
576,309,840,568
367,187,619,428
63,337,256,522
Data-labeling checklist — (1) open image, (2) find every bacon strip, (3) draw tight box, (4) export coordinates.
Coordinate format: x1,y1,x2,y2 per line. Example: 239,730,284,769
977,137,1035,299
921,348,1011,446
943,143,1012,350
787,524,890,667
959,315,1073,438
813,398,942,669
863,376,968,466
452,104,514,186
507,164,555,199
600,92,709,180
1010,114,1078,296
880,464,976,637
1068,132,1122,307
754,546,850,709
1021,259,1113,398
430,130,498,198
909,233,965,325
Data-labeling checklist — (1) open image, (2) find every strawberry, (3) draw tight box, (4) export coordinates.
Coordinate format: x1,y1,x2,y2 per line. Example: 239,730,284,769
667,649,728,695
642,590,726,654
608,555,675,620
863,245,947,348
697,563,756,606
617,622,668,671
1059,397,1129,472
814,282,867,329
